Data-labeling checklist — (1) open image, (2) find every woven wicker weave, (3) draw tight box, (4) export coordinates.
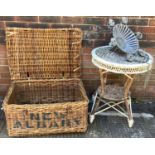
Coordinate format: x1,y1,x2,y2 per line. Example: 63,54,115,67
6,28,82,80
3,79,88,137
3,28,88,137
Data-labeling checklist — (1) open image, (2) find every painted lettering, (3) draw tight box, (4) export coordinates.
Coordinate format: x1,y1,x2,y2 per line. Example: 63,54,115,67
12,111,81,129
42,113,51,120
54,112,65,119
25,121,34,128
30,113,40,120
49,121,59,128
13,121,22,128
37,121,47,128
61,120,65,127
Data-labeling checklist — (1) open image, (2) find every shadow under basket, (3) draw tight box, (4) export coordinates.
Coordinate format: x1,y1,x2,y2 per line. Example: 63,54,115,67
3,79,88,137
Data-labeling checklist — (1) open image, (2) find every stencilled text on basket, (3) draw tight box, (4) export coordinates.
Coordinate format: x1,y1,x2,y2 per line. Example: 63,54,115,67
11,110,81,129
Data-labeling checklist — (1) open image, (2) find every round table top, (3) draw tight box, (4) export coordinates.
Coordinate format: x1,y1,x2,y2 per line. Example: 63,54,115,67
92,46,154,74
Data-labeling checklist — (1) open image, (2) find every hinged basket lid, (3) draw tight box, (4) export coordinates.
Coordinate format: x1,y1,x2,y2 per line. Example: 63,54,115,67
6,27,82,80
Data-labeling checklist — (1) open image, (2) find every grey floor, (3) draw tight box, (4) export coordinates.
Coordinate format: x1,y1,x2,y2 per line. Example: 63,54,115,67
1,111,155,138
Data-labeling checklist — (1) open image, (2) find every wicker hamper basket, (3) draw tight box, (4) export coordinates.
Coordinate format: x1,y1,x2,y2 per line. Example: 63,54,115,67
3,28,88,137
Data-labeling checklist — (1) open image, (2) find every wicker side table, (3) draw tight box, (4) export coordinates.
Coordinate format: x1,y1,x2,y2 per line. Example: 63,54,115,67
90,46,153,127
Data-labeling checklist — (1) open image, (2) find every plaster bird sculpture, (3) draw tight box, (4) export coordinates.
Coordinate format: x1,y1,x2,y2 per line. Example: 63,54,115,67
108,17,149,63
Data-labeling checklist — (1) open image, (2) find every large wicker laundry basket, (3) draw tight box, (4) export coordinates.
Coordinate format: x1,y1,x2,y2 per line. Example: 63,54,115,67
3,28,88,137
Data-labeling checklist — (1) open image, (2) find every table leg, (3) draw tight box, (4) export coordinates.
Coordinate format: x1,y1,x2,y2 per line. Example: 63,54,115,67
90,69,107,123
124,74,134,127
99,69,107,95
125,96,134,127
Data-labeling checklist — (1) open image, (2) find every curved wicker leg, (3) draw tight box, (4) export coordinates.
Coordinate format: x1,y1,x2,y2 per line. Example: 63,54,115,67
128,119,134,128
89,114,95,124
89,97,100,123
89,91,97,124
125,96,134,127
91,91,98,113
